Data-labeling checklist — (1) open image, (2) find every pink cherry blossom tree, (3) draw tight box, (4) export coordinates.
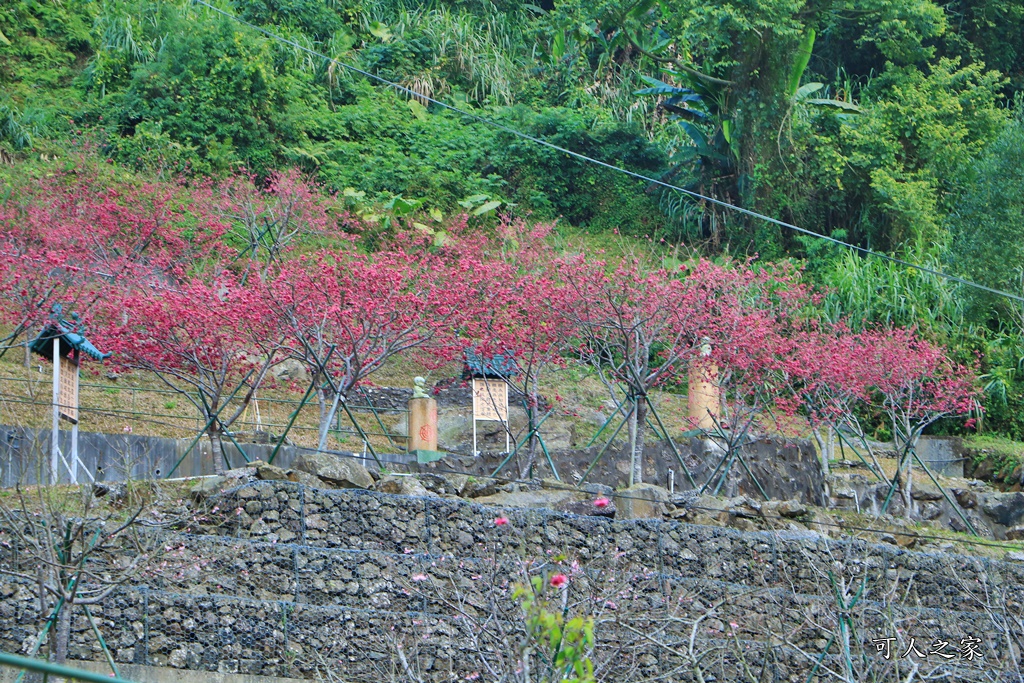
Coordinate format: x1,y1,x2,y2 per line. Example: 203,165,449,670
99,273,285,474
271,237,480,452
557,249,787,486
859,328,977,516
459,218,577,475
780,326,884,478
0,159,225,360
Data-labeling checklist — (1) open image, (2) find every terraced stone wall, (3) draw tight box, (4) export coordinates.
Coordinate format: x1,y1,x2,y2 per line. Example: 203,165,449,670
0,481,1020,682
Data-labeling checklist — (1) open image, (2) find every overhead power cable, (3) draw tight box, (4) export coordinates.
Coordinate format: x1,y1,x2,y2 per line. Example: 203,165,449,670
188,0,1024,305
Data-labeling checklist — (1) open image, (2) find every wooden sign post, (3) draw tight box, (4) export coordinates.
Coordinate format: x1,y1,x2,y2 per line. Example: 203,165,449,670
50,343,85,485
463,349,516,457
472,378,509,456
50,338,60,485
30,305,110,485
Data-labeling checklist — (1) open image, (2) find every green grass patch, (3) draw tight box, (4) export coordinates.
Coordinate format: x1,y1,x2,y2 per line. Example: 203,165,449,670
963,434,1024,484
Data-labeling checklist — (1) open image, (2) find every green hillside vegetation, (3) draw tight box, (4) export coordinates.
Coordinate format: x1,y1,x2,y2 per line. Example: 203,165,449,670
3,0,1024,438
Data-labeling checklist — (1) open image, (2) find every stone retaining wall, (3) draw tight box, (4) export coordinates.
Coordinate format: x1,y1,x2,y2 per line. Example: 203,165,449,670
0,481,1019,682
211,481,1024,613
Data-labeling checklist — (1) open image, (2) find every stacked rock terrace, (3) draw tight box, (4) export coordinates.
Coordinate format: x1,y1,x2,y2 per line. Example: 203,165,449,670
1,480,1021,682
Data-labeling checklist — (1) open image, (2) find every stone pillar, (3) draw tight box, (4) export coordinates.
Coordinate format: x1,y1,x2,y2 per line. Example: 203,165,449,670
408,397,438,452
687,362,719,431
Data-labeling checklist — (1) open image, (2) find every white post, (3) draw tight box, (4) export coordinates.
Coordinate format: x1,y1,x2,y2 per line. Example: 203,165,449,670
472,386,479,457
71,422,79,484
51,338,60,485
473,421,478,457
504,384,510,454
71,358,80,483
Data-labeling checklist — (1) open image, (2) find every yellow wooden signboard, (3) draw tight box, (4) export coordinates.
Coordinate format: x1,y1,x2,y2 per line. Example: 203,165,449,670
472,378,507,421
58,355,79,424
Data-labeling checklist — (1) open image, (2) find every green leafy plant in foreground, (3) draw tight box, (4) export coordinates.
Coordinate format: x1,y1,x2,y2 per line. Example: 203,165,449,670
515,574,595,683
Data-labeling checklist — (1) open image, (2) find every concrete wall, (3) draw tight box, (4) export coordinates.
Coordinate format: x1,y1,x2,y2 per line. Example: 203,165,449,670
0,425,412,487
917,435,968,478
0,424,824,505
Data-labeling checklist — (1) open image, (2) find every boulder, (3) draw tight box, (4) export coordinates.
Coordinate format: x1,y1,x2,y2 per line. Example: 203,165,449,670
223,465,258,483
189,476,227,501
892,532,917,549
723,495,760,516
253,461,291,481
293,452,374,489
971,458,995,481
288,469,326,488
952,488,977,509
614,483,670,520
694,494,725,514
920,502,943,520
270,358,308,383
777,500,808,519
1006,526,1024,541
418,473,466,496
474,489,578,510
670,490,700,508
250,459,325,488
979,492,1024,528
440,473,470,496
910,481,943,501
375,475,434,497
463,477,500,499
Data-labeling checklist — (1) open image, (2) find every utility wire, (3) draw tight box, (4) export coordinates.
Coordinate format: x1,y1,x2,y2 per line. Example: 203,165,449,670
5,0,1017,550
188,0,1024,305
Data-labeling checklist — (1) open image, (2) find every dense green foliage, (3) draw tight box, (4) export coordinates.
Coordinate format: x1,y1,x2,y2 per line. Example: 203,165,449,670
950,115,1024,322
2,0,1023,436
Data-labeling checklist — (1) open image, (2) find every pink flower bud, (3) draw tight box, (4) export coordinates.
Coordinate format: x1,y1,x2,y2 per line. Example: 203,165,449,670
494,517,509,526
549,573,567,588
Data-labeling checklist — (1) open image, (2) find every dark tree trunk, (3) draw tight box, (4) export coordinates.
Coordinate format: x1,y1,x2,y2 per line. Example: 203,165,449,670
629,398,648,486
209,428,226,475
54,601,72,665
